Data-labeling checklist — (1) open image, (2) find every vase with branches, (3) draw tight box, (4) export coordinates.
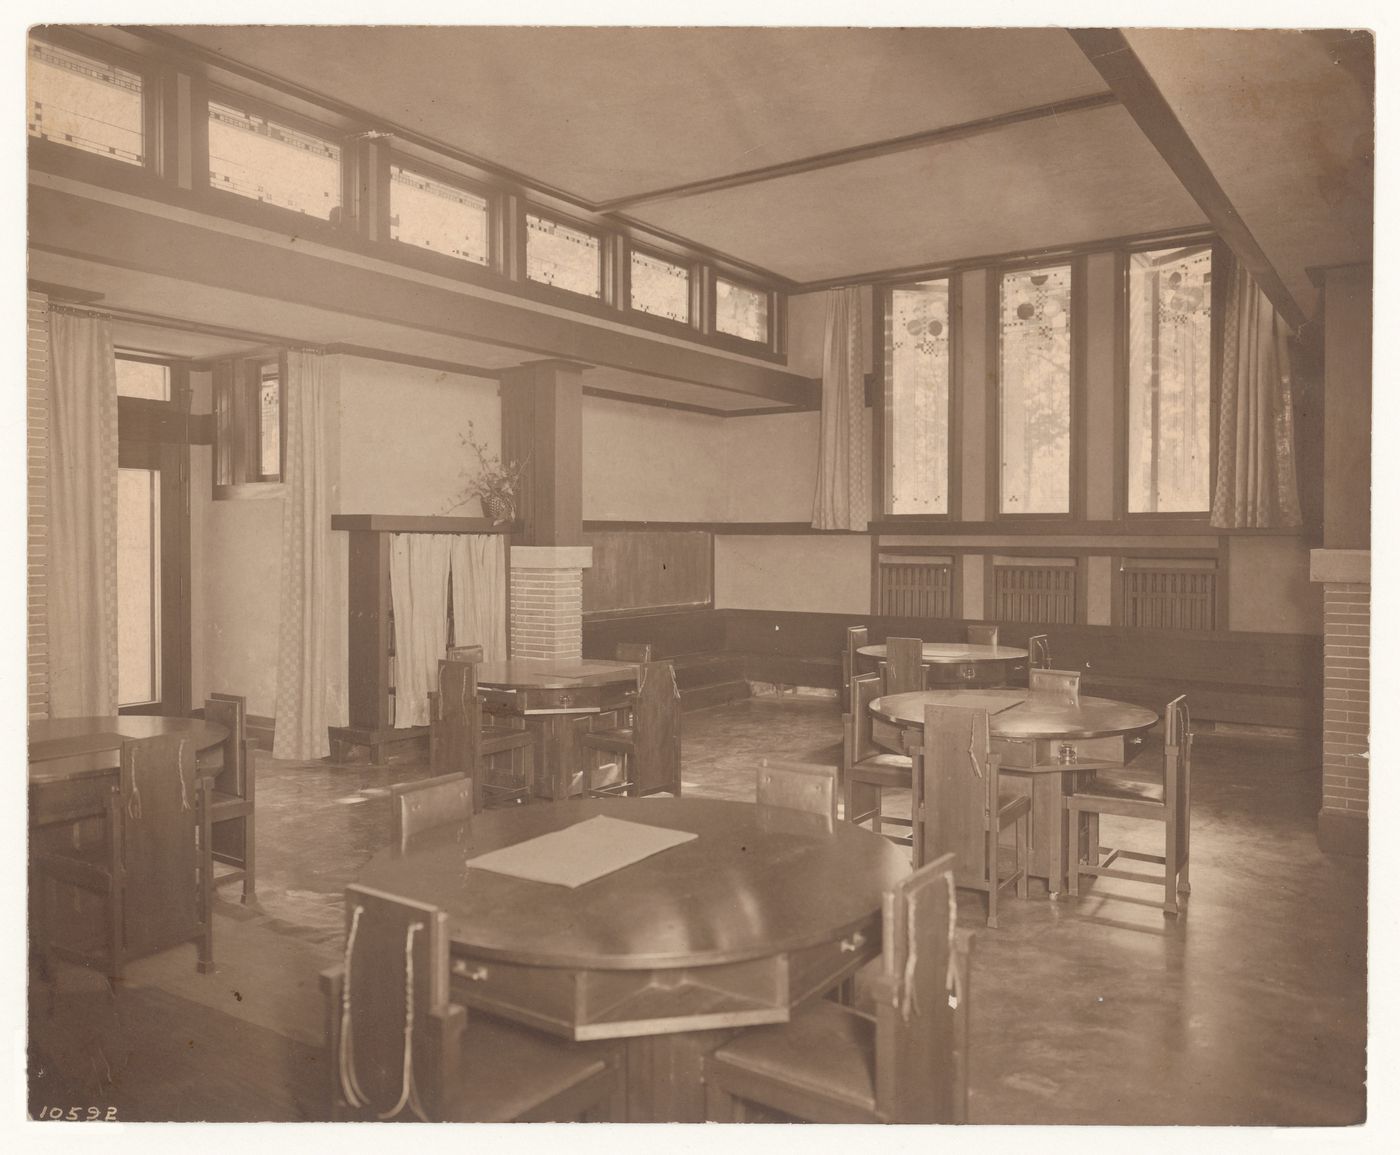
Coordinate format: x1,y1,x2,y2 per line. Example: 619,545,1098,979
448,421,528,524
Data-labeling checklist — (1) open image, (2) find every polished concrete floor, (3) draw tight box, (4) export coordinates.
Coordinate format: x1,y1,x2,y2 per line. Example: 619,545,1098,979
29,695,1366,1125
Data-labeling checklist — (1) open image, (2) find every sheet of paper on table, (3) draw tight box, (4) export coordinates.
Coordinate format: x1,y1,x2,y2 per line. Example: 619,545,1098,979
929,692,1025,715
464,815,698,888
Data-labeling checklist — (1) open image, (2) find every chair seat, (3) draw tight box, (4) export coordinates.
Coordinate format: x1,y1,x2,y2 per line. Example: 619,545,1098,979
1076,772,1164,805
848,753,912,787
579,728,634,754
208,789,253,817
444,1014,612,1123
480,725,534,755
707,1000,877,1117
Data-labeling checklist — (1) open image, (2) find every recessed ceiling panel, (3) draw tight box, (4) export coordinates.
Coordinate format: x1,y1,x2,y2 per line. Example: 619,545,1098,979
162,26,1109,205
627,103,1207,284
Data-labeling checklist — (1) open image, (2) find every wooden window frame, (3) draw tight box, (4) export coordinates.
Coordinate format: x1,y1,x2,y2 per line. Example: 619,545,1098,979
624,242,699,334
213,352,287,498
709,273,777,355
519,206,609,305
383,152,499,276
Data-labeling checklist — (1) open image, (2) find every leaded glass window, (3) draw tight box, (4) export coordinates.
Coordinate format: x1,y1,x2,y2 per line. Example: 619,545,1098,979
525,214,602,298
258,362,281,480
208,100,341,219
28,38,144,166
630,250,691,324
1127,246,1212,513
885,280,951,515
115,356,170,401
715,278,769,344
999,265,1072,514
390,165,490,266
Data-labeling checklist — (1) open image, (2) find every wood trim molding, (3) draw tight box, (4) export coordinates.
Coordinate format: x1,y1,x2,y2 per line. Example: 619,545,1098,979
1068,28,1307,331
330,514,515,534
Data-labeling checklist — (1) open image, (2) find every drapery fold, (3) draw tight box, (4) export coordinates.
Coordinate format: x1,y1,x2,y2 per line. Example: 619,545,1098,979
47,308,119,716
449,534,508,663
388,533,453,728
273,350,333,759
1210,263,1303,529
812,287,869,530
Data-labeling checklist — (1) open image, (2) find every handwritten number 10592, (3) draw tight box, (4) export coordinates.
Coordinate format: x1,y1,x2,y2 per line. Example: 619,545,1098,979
37,1107,118,1121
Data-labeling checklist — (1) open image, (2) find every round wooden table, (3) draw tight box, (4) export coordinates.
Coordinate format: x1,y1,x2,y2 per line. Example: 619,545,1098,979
869,689,1159,894
355,795,909,1121
29,715,229,826
857,642,1028,687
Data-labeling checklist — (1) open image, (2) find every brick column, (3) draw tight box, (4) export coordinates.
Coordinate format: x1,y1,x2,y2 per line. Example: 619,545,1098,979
1312,550,1369,856
509,545,592,661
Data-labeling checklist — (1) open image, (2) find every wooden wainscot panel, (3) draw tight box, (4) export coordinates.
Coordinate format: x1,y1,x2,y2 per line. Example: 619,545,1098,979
582,530,713,616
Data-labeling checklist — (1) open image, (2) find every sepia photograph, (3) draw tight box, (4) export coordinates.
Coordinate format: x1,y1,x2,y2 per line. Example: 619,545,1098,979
13,3,1384,1137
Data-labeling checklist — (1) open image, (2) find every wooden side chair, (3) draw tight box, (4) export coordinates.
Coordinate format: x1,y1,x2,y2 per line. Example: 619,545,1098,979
1029,667,1080,706
35,733,213,979
842,625,869,711
321,884,624,1122
756,760,839,825
1027,634,1052,670
432,659,535,808
882,636,925,694
204,693,255,904
1066,696,1193,915
703,853,970,1124
388,773,474,852
843,673,913,848
579,659,682,797
966,623,999,647
446,643,485,663
914,704,1030,927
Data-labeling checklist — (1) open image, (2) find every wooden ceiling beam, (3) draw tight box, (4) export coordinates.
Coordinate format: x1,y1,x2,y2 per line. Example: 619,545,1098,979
1069,28,1308,331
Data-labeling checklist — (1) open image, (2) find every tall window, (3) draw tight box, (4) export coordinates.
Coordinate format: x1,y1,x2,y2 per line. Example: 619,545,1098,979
715,278,769,344
525,213,602,298
27,38,144,166
389,165,490,265
884,279,952,515
1127,246,1213,512
117,467,161,707
630,250,691,324
999,265,1072,514
207,100,341,219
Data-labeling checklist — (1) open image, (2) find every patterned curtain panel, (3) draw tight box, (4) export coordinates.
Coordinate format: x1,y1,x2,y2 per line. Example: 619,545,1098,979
46,307,118,715
388,533,453,728
273,350,333,759
1211,263,1303,529
812,287,869,530
450,534,507,663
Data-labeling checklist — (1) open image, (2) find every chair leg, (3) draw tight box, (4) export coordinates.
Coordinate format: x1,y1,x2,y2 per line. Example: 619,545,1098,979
1163,815,1180,917
871,789,883,836
1016,813,1029,899
704,1077,747,1123
242,816,256,904
1067,805,1081,897
986,830,998,930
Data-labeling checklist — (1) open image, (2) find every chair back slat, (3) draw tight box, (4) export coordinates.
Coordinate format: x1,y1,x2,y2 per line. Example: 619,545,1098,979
756,760,838,825
432,660,483,811
446,644,484,663
614,642,653,663
390,773,474,851
844,626,869,701
966,624,999,648
874,852,962,1123
119,734,203,959
848,673,884,765
205,693,248,798
884,637,925,695
916,705,994,887
632,661,682,795
1027,634,1051,670
1029,667,1080,706
339,884,451,1120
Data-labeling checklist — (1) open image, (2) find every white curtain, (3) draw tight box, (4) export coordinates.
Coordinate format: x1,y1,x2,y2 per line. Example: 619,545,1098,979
1211,264,1303,529
812,287,869,530
389,533,453,728
450,534,508,662
273,350,333,759
47,308,119,716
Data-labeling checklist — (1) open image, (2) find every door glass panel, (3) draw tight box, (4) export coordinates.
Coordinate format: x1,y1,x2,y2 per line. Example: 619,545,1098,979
117,468,161,707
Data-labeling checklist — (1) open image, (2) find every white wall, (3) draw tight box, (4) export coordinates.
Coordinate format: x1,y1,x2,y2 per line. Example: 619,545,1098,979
714,535,871,614
1228,536,1321,634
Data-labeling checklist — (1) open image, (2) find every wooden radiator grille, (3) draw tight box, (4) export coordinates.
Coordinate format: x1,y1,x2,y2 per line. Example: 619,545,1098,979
878,558,954,618
993,565,1077,624
1122,566,1217,631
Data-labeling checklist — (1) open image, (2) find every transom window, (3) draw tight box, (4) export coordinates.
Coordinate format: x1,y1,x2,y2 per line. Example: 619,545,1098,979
1127,246,1213,513
207,100,341,219
999,264,1072,514
27,38,144,166
389,165,490,266
525,214,602,298
630,250,691,324
715,278,769,344
884,279,952,515
115,355,171,401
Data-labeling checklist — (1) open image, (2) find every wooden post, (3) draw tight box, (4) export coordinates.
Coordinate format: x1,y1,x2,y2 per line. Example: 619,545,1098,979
500,359,589,547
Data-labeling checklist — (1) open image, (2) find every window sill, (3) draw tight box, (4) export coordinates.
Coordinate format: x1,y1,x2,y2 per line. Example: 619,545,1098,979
214,482,285,501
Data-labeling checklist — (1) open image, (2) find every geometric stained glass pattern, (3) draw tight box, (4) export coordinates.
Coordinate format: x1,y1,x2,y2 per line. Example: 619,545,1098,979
390,165,490,266
28,38,144,165
208,100,342,219
1127,246,1213,513
715,278,769,344
1000,264,1072,514
525,213,602,298
886,279,951,515
630,249,691,324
